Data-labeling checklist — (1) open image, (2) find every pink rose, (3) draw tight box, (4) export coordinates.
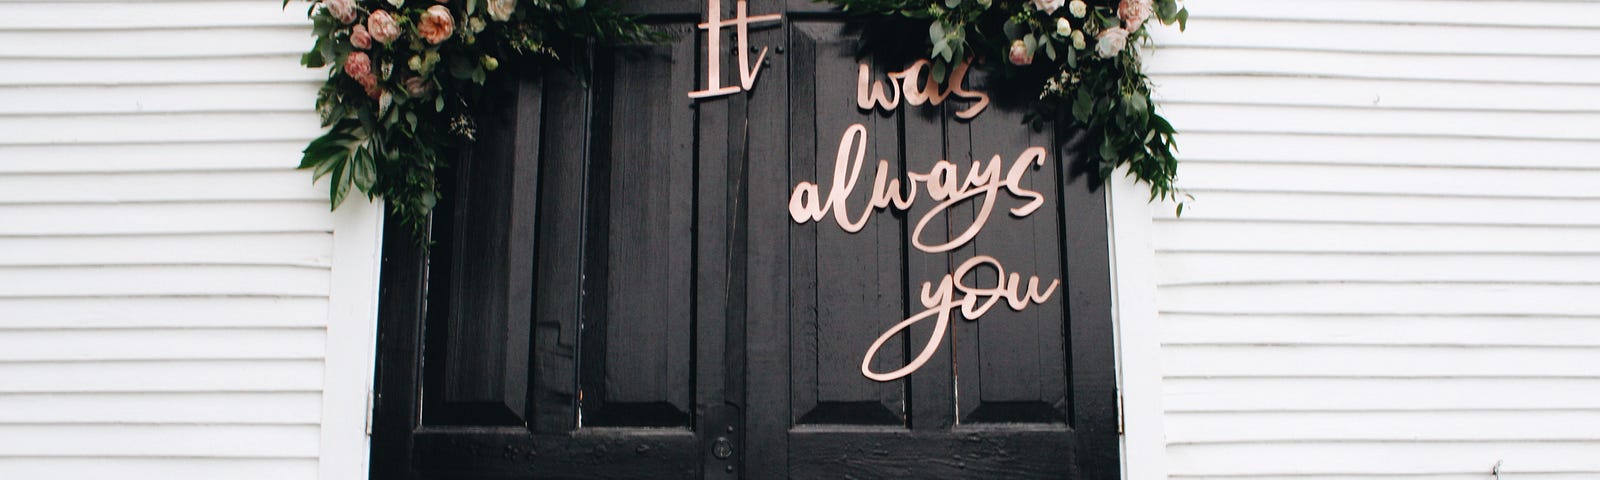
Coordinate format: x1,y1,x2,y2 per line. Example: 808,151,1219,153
350,24,372,50
1031,0,1064,14
418,5,455,45
1095,27,1129,59
325,0,358,25
402,75,431,97
1118,0,1153,29
367,10,401,45
1008,39,1032,66
343,51,373,81
344,51,382,99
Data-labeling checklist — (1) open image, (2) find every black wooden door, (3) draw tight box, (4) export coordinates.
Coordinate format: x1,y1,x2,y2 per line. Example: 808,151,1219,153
370,2,1117,479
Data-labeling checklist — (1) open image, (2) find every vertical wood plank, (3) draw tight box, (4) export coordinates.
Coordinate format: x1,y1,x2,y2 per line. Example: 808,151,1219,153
530,67,589,433
368,211,426,479
1059,127,1119,478
744,14,792,480
690,14,735,475
962,68,1067,423
437,69,540,425
581,33,696,427
904,97,953,431
789,20,906,427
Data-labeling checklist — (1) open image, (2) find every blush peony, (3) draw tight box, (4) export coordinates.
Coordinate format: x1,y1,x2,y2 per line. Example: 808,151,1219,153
350,24,372,50
325,0,358,25
418,5,455,45
1095,27,1129,59
367,10,401,45
1118,0,1153,29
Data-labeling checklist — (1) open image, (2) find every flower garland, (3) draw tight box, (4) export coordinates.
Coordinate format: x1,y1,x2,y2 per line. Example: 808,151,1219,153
827,0,1188,204
295,0,1187,237
292,0,660,235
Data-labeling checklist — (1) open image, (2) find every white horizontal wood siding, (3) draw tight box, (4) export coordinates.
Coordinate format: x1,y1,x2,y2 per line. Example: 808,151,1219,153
1138,0,1600,478
0,1,364,479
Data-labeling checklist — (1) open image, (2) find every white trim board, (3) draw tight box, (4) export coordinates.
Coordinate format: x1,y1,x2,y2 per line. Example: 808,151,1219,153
1109,167,1170,480
319,198,386,480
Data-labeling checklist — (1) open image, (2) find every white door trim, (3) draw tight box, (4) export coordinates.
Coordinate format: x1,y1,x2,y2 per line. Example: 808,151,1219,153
320,198,386,480
1108,168,1170,480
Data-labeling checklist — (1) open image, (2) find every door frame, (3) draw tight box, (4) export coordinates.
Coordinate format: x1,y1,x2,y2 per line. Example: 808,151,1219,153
363,4,1132,478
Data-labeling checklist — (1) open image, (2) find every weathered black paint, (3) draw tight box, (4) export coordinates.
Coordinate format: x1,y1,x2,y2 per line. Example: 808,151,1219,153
369,3,1119,478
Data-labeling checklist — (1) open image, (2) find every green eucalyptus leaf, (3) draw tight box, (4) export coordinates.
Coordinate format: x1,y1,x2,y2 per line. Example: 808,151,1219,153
1003,19,1023,40
1072,91,1092,123
353,147,377,194
301,50,325,68
329,157,351,209
945,0,962,9
1098,10,1118,29
1098,138,1117,161
1156,0,1178,23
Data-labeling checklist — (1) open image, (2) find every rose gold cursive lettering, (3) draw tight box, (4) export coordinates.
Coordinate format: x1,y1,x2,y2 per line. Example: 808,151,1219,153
787,123,1048,254
688,0,782,99
856,58,991,119
860,255,1059,382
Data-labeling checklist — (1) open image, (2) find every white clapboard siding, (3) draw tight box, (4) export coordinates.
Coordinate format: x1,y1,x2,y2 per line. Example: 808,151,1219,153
1143,0,1600,477
0,1,334,479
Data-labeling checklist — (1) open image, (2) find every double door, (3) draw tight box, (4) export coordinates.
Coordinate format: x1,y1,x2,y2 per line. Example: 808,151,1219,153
369,1,1117,478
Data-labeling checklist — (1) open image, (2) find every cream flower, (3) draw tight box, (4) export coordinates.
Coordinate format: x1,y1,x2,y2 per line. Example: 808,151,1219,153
1071,30,1086,50
488,0,517,22
1095,27,1128,58
1069,0,1087,18
1055,18,1072,37
1031,0,1064,14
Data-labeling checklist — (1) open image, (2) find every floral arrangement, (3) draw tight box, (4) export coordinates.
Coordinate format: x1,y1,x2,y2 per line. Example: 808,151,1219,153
295,0,1188,236
828,0,1189,204
291,0,660,235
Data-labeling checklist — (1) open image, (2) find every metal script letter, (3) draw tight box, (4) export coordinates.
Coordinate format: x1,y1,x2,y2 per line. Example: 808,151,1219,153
688,0,782,99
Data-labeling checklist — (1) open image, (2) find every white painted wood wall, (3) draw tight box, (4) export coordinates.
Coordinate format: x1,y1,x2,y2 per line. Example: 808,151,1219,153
1127,0,1600,478
5,0,1599,479
0,2,380,479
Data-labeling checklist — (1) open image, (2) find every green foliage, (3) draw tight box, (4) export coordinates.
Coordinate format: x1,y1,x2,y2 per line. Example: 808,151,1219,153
826,0,1190,206
292,0,665,241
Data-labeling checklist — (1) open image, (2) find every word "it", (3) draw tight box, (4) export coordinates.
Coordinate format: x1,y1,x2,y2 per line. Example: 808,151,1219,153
688,0,781,99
